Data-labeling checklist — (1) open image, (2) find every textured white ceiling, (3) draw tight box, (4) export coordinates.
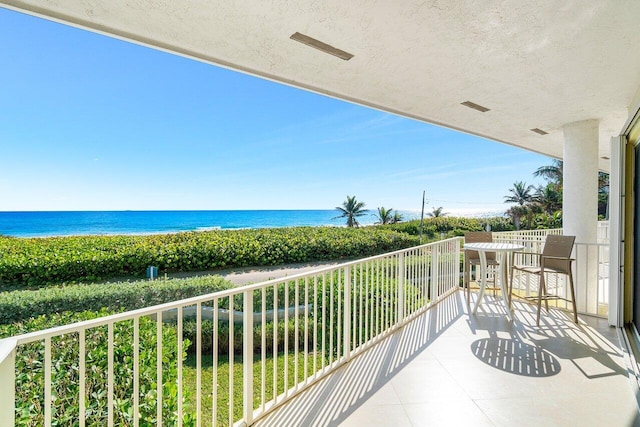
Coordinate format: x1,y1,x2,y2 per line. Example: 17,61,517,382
4,0,640,172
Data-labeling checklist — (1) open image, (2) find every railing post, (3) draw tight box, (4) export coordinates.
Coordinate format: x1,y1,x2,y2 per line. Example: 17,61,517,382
0,339,16,427
243,291,254,426
343,267,352,361
397,253,405,325
455,238,462,290
432,246,440,302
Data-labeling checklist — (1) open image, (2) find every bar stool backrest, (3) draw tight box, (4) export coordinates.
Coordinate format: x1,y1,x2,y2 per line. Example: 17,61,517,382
541,235,575,274
464,232,495,261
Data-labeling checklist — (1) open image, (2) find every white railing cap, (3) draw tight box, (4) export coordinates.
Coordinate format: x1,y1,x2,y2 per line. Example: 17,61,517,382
0,338,17,364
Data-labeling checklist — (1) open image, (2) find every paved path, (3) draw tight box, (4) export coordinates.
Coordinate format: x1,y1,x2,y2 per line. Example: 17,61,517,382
167,261,342,286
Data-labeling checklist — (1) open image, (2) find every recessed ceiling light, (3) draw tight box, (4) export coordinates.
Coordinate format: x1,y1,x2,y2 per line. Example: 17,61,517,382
530,128,548,135
290,32,354,61
460,101,490,112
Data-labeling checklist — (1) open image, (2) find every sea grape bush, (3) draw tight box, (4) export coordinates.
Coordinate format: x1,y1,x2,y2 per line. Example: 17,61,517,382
384,216,514,237
0,310,195,426
0,276,233,324
0,227,418,287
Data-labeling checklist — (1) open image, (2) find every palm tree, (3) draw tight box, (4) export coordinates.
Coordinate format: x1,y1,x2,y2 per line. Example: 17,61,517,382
391,211,404,224
335,196,367,228
534,183,562,215
375,207,394,225
533,159,563,187
506,205,527,230
427,207,447,218
504,181,534,206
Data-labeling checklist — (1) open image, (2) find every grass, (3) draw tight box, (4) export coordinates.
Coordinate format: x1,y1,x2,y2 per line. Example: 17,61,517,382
182,350,324,426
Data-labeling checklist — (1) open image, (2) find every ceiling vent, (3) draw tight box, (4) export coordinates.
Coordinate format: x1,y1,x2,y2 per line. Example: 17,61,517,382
290,32,354,61
530,128,548,135
460,101,490,112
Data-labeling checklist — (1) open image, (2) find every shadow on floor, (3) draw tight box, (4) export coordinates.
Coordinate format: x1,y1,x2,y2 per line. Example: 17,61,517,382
256,292,467,426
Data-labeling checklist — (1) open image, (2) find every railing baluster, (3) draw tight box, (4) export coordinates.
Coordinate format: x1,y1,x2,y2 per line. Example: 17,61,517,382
351,266,357,352
156,313,163,427
196,302,202,427
344,267,351,361
321,274,326,371
261,288,266,411
313,276,318,376
376,259,381,336
229,296,234,427
304,277,309,384
337,269,342,361
295,279,300,389
273,285,278,403
133,318,139,427
109,322,115,427
44,337,52,427
397,253,405,324
329,273,334,365
79,329,85,427
284,281,289,396
177,306,183,427
243,290,254,426
212,299,219,425
358,264,363,347
368,262,373,338
433,246,440,302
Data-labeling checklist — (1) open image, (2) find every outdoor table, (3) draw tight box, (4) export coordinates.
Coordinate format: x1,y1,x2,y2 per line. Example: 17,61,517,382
463,242,524,321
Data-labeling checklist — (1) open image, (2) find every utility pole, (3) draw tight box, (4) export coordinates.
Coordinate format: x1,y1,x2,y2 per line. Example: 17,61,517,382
419,190,426,244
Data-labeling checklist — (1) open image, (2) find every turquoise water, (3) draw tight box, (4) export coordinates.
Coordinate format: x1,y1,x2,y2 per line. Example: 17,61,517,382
0,210,405,237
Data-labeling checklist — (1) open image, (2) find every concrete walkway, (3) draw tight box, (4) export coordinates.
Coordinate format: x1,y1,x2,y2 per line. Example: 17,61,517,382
166,261,342,286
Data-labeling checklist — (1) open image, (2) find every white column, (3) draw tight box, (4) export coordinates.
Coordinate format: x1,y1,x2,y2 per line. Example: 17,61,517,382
563,119,599,314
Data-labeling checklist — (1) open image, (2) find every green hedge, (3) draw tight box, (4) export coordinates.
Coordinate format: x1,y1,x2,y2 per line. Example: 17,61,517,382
384,216,514,238
0,276,233,324
1,309,194,426
0,227,418,287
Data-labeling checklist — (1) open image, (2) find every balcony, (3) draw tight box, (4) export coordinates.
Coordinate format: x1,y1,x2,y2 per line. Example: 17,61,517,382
254,295,636,427
0,228,635,426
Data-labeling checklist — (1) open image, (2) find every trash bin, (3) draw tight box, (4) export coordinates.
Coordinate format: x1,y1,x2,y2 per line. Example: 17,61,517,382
147,266,158,280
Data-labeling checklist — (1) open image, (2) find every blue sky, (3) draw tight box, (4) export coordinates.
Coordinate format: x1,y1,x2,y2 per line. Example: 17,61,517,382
0,7,550,215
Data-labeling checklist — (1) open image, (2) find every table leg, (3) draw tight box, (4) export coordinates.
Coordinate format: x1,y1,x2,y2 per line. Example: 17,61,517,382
472,252,487,314
498,253,513,321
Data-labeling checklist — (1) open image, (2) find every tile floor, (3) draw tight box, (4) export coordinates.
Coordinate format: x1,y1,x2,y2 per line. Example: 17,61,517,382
254,291,640,427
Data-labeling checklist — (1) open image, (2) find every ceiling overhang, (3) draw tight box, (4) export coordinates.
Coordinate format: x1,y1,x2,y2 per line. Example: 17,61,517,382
3,1,640,172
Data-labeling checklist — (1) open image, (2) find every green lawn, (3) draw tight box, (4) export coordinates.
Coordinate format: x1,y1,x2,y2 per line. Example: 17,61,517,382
183,351,323,426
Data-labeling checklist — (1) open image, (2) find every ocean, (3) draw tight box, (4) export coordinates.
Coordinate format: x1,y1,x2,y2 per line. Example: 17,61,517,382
0,210,403,238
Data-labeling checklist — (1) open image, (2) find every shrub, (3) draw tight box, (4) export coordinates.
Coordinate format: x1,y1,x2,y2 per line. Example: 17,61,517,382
0,227,418,287
0,276,233,324
182,269,424,357
182,316,313,355
1,310,194,426
384,216,514,238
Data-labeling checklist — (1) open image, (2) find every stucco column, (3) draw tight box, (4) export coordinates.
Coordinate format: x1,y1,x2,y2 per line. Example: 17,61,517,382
562,119,599,314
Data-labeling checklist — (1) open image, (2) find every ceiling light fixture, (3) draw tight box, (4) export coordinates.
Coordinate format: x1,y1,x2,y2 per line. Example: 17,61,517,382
290,32,354,61
460,101,490,112
530,128,548,135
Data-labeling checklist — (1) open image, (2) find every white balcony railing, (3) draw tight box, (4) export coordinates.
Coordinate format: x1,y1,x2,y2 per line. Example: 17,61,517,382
0,224,610,426
0,237,462,427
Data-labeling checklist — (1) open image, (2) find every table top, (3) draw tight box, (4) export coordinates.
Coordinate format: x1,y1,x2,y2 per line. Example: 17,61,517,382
463,242,524,252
